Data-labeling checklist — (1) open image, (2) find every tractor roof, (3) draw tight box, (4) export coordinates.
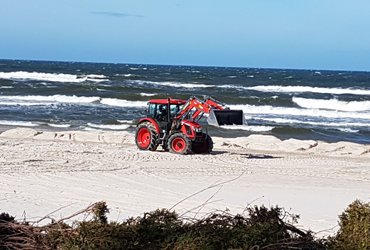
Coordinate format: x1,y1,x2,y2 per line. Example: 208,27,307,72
148,99,186,105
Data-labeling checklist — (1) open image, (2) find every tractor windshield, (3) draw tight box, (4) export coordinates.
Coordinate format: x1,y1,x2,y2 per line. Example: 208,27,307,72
148,103,183,120
170,104,183,117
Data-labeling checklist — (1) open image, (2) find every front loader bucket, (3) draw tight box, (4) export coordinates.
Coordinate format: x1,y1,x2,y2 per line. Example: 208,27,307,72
207,109,244,126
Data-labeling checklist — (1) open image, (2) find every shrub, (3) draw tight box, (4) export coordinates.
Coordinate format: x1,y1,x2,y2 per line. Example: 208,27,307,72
1,203,327,249
330,199,370,250
0,213,16,248
172,206,322,250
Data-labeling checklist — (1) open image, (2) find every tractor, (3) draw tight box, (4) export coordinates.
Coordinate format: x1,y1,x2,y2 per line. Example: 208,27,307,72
135,96,243,154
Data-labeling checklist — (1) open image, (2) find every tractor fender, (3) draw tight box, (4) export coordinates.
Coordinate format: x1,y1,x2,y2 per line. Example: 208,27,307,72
137,118,160,134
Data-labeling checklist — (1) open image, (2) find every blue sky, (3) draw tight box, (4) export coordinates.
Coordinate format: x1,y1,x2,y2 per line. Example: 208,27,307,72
1,0,370,71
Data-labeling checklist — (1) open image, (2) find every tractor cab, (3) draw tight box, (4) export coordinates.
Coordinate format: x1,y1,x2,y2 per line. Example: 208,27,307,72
146,99,186,132
147,99,186,121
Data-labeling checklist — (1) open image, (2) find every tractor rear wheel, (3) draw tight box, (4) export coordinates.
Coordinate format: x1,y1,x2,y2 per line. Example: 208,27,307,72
135,122,159,151
192,133,213,154
168,133,192,155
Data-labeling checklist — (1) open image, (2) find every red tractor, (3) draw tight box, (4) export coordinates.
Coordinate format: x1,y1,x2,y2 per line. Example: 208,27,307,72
135,96,243,154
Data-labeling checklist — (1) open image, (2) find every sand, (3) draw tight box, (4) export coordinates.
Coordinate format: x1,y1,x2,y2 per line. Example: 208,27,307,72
1,127,369,237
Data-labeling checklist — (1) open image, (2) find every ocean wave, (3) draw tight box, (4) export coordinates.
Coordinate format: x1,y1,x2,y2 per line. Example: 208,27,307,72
258,117,369,128
100,98,147,107
132,80,215,89
139,93,157,97
337,128,360,133
85,74,106,79
0,101,54,106
87,123,130,130
0,95,101,104
230,104,370,120
0,120,39,127
219,84,246,90
47,123,71,128
0,95,149,108
220,125,274,132
0,86,13,89
0,71,108,83
293,97,370,112
246,85,370,96
117,120,134,124
97,88,109,92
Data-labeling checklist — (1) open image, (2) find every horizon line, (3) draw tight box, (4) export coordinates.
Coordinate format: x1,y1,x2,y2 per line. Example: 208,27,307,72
0,57,368,73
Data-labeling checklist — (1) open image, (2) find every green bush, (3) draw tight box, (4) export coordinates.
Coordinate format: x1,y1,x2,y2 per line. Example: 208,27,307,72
172,206,320,250
330,200,370,250
3,202,352,250
43,205,323,249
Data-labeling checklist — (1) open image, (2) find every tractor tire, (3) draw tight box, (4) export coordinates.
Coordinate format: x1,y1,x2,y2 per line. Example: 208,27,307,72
168,133,192,155
135,122,159,151
192,133,213,154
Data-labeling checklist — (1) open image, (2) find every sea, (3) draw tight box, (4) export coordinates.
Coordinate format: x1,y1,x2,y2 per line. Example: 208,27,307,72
1,59,370,144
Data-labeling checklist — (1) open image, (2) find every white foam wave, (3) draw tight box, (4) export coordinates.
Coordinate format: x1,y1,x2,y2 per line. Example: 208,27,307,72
139,93,156,97
293,97,370,112
0,95,149,108
258,117,369,128
246,85,370,96
0,86,13,89
100,98,147,107
47,123,71,128
0,120,39,127
0,71,108,83
86,74,106,79
87,123,130,130
230,104,370,120
219,84,245,90
133,80,215,89
337,128,359,133
0,95,101,104
117,120,133,124
0,101,54,106
220,125,274,132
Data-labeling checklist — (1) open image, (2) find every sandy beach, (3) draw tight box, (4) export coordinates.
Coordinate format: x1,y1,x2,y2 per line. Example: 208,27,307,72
0,127,369,237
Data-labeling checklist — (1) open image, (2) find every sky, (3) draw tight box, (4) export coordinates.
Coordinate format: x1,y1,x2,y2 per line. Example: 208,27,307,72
1,0,370,71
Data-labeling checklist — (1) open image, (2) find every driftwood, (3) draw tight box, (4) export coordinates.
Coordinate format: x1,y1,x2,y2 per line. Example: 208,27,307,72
0,202,102,250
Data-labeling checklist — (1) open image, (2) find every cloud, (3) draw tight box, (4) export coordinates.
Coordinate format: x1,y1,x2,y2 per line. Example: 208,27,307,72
90,11,144,18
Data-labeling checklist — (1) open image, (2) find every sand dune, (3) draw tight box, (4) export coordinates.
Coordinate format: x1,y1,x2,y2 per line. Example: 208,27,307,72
0,127,369,237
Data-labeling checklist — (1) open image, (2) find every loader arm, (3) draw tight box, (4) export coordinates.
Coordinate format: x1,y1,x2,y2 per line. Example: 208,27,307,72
175,96,243,126
175,96,226,122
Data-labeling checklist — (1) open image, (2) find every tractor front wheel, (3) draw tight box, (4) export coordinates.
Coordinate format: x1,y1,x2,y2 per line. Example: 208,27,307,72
168,133,192,155
135,122,159,151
